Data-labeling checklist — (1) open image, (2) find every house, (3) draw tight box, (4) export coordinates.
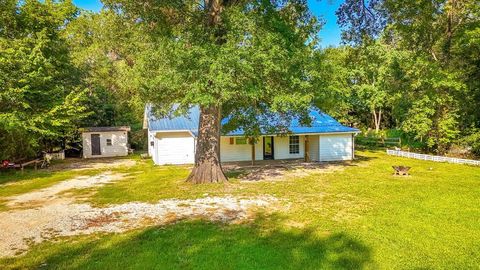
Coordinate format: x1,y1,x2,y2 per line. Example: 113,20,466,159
144,106,359,165
80,126,131,158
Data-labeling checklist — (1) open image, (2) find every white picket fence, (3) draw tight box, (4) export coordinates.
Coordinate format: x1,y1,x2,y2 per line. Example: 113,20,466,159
386,149,480,166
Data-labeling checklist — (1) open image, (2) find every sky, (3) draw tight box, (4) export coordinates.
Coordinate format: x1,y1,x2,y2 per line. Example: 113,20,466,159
73,0,344,47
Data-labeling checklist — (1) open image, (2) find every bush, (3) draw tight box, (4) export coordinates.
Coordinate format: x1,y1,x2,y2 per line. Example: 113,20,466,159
129,129,147,151
459,131,480,157
355,129,425,150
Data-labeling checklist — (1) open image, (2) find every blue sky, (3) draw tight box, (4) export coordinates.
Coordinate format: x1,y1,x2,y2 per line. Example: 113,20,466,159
73,0,343,47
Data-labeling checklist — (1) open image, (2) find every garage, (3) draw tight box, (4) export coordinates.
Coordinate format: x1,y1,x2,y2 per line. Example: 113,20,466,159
319,134,353,161
153,132,195,165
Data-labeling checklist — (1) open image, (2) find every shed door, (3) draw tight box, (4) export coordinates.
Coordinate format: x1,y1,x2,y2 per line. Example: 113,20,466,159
319,134,353,161
91,134,101,156
154,133,195,165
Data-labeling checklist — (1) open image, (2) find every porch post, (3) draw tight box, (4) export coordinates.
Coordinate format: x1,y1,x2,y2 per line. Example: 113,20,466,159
250,137,255,166
352,133,355,160
304,135,310,162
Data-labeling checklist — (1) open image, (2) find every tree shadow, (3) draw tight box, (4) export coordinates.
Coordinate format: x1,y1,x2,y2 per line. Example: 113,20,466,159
0,170,55,185
3,214,372,269
223,155,377,181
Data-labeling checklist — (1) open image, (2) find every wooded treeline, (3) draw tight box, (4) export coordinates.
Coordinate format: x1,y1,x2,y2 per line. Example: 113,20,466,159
0,0,144,161
320,0,480,155
1,0,479,161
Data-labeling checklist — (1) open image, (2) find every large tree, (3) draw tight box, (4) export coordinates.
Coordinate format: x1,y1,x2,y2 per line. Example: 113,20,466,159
104,0,320,183
0,0,88,160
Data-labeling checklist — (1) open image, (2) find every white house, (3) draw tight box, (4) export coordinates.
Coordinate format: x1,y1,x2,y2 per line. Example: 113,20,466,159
144,106,359,165
80,126,131,158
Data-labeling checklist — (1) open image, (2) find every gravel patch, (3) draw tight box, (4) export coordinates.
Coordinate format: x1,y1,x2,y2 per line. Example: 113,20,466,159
52,159,137,171
0,173,277,258
6,172,125,208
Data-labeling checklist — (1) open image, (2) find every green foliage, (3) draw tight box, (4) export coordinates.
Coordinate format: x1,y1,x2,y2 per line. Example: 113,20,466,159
329,0,479,154
64,10,144,129
103,0,321,138
459,130,480,156
0,0,89,160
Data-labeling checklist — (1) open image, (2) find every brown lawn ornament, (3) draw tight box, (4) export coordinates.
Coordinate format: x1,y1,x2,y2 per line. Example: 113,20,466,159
392,166,411,176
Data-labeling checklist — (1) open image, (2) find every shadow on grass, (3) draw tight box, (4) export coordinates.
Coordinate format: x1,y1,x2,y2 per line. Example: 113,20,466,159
2,215,372,270
0,170,53,185
223,154,377,181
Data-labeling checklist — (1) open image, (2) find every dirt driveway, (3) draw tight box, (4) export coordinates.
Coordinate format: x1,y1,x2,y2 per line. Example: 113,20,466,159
0,169,276,258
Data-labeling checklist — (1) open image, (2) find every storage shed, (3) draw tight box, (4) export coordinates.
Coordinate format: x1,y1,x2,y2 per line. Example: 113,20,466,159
80,126,131,159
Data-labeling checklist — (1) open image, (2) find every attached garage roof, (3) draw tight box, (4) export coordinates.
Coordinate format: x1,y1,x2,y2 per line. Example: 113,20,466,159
146,106,200,136
145,105,358,137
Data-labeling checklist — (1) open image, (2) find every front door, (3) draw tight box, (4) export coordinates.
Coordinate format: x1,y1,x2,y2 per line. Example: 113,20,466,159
91,134,101,156
263,136,274,160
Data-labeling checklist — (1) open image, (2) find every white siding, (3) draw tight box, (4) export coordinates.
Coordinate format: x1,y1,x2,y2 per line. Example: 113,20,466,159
148,132,355,164
154,132,195,165
148,130,155,157
220,137,262,162
319,134,353,161
274,135,304,160
308,135,319,161
82,131,129,158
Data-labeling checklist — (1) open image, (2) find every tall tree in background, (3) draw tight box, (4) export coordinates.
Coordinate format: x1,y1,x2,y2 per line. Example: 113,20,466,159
348,40,392,133
104,0,320,183
0,0,88,160
65,10,143,127
64,10,146,149
335,0,479,153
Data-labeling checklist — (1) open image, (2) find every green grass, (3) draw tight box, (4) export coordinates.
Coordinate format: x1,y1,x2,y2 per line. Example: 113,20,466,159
1,150,480,269
0,217,372,270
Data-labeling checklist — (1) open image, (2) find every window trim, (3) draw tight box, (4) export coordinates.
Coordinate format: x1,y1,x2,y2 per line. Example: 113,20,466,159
235,137,247,145
289,136,300,154
106,138,113,146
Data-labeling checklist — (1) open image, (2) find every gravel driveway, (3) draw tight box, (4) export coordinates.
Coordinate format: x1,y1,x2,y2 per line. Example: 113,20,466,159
0,172,277,257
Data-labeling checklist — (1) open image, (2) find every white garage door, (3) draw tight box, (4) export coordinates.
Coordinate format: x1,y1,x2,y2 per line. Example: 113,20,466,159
319,134,353,161
154,132,195,165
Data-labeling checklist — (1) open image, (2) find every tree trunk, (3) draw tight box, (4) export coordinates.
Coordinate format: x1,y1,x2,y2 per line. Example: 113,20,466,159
373,109,382,133
186,105,227,184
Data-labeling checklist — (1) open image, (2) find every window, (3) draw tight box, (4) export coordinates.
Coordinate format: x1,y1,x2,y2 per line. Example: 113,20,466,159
150,141,154,147
235,137,247,145
106,139,112,146
289,136,300,154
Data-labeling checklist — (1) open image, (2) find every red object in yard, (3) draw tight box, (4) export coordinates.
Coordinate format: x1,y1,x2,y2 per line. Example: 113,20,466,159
2,160,10,168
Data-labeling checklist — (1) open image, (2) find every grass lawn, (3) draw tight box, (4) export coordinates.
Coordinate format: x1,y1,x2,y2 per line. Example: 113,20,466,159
1,150,479,269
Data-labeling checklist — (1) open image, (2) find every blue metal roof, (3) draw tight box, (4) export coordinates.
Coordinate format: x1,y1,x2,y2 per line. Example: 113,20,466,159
145,105,200,136
145,105,359,137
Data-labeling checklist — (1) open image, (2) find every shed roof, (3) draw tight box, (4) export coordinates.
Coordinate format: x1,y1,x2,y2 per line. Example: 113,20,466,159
80,126,131,133
144,106,358,137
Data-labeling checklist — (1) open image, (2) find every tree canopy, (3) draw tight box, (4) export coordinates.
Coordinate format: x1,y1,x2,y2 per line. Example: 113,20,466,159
0,0,88,160
1,0,479,168
324,0,480,153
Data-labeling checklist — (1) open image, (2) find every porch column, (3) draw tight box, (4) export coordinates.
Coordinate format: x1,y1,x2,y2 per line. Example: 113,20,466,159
250,137,255,166
304,135,310,162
